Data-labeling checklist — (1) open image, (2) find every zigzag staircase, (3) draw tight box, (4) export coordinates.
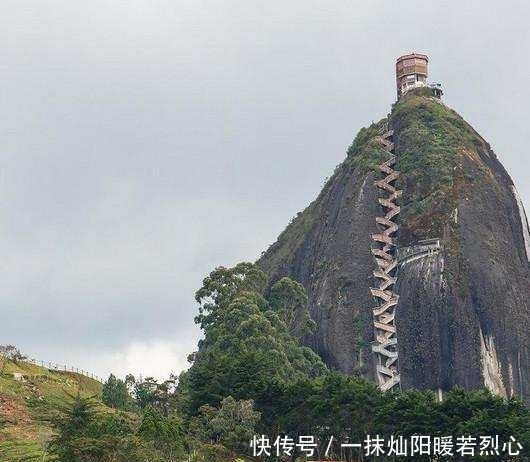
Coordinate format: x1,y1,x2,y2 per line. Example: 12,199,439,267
370,128,402,392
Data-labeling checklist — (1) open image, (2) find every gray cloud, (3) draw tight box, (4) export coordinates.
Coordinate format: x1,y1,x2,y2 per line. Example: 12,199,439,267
2,0,528,379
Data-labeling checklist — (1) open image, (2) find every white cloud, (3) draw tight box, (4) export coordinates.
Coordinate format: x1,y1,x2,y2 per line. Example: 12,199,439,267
98,335,201,381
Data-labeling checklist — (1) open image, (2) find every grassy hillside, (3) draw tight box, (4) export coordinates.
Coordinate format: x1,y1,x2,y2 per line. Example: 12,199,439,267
0,358,104,461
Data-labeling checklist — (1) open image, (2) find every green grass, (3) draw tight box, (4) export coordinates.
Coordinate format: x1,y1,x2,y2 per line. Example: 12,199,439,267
0,359,103,461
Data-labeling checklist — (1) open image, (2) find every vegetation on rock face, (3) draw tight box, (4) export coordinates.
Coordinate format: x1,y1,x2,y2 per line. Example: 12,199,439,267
390,87,487,243
388,89,529,393
346,117,390,172
257,117,391,280
257,82,529,408
266,84,497,251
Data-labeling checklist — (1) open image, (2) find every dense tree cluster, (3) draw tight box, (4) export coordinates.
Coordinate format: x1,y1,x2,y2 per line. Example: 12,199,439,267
50,396,149,462
181,263,326,414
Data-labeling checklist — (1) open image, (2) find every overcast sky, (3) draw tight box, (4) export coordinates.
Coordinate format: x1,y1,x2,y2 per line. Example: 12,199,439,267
2,0,528,380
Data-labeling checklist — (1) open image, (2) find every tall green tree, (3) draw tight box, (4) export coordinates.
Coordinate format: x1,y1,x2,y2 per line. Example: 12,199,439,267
102,374,130,410
131,376,176,414
181,263,326,414
194,262,267,330
269,277,316,339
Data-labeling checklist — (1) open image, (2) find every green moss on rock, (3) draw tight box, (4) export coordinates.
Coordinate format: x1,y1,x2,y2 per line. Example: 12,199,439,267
346,118,390,172
391,89,486,243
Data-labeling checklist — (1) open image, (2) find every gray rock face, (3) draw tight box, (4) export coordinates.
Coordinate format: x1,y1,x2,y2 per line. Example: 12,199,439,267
258,90,530,400
259,159,380,378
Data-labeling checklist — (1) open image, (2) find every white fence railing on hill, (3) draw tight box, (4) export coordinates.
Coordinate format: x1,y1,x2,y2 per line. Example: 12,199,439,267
18,356,104,383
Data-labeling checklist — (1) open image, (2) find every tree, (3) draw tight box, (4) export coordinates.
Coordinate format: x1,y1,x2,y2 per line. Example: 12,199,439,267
181,263,326,414
374,389,441,438
269,277,316,339
272,373,382,460
440,388,530,459
134,377,159,409
50,395,149,462
131,376,176,414
125,373,136,394
190,396,261,456
139,405,185,461
194,262,267,330
101,374,130,410
0,344,27,375
183,288,326,413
